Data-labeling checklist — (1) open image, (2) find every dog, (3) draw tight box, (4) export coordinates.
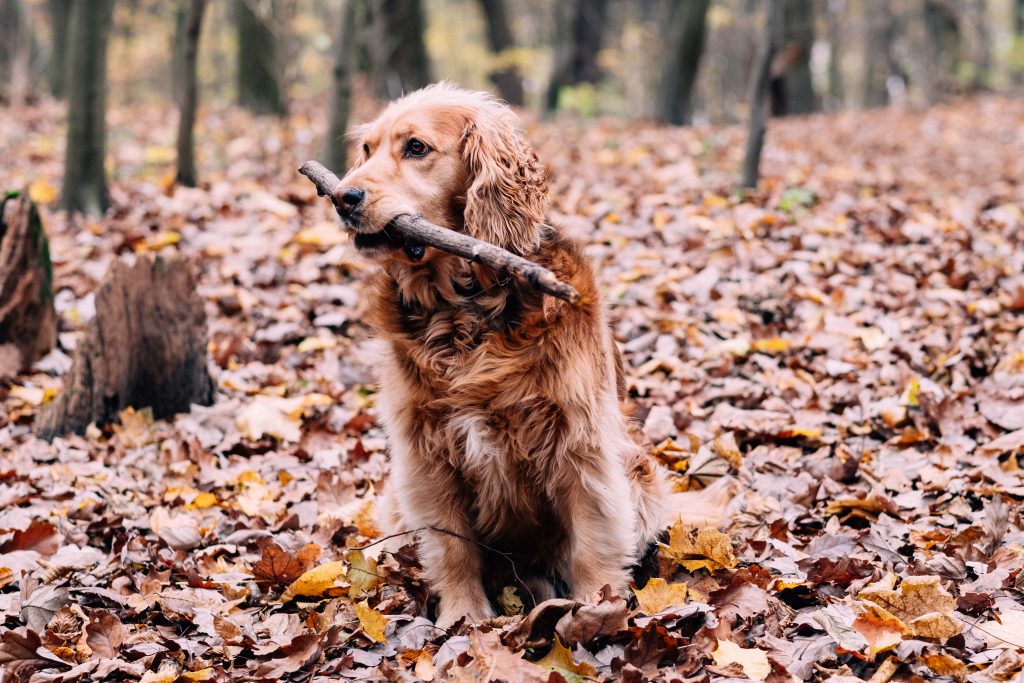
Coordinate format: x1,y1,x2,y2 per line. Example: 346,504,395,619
333,83,731,627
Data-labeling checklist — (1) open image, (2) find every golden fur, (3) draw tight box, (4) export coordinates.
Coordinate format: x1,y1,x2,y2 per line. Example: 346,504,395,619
336,83,731,627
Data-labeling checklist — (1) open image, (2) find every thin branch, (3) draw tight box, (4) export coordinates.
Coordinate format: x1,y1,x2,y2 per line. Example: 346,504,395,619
298,160,583,306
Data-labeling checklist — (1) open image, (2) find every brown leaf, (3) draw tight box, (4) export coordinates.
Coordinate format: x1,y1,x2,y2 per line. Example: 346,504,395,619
85,611,126,659
2,520,60,556
251,542,305,589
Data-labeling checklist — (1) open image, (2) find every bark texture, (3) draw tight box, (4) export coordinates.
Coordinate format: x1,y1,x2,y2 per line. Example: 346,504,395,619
176,0,206,187
0,192,56,377
299,161,582,305
476,0,524,106
35,256,214,439
61,0,114,216
655,0,712,125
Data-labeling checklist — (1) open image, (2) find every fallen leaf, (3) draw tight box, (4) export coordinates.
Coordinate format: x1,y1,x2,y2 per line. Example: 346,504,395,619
661,522,737,572
633,578,689,615
355,600,388,643
280,560,347,602
536,637,597,682
711,639,772,681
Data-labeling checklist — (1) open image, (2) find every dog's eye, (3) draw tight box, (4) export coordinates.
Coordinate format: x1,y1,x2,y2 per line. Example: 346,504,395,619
404,138,429,158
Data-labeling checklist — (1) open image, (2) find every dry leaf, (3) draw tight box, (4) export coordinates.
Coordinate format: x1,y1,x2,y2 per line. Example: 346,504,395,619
711,639,772,681
535,637,597,681
355,600,388,643
633,578,689,615
661,522,737,571
280,561,347,602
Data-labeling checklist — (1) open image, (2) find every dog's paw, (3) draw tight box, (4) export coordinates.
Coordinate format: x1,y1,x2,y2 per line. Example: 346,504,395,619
435,599,496,629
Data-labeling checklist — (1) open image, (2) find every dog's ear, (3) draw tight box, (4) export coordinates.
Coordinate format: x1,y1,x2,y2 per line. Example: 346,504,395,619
461,114,548,255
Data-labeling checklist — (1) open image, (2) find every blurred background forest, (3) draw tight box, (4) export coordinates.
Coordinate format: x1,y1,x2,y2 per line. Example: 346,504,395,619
3,0,1024,215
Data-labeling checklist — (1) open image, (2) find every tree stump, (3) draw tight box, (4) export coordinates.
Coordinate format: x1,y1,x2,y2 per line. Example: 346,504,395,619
35,255,214,439
0,191,57,377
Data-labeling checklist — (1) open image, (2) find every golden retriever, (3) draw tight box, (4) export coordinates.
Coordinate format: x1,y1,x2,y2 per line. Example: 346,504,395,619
334,83,731,627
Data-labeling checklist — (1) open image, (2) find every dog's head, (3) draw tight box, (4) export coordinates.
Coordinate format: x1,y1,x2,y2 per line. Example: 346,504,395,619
334,83,548,261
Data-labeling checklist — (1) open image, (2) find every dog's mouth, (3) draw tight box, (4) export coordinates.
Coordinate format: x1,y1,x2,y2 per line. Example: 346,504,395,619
350,218,426,260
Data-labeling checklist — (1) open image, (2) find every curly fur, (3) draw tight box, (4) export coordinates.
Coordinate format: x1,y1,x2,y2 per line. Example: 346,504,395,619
336,83,732,628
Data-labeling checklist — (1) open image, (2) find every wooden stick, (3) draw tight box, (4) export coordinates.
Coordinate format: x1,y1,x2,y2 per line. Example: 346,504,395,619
298,160,582,306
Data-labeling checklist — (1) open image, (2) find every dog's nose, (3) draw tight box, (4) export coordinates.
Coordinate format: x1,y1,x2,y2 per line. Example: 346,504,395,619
335,187,365,218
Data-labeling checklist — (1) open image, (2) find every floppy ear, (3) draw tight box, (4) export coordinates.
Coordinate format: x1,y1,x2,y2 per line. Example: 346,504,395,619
461,114,548,255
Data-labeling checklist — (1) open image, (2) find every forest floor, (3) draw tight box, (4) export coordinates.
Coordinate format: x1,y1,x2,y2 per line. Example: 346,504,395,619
1,95,1023,682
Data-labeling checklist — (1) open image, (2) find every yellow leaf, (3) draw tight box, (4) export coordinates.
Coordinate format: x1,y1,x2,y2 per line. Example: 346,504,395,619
779,427,822,439
661,523,737,572
136,231,182,252
633,578,689,614
710,640,771,681
28,179,59,205
355,599,388,643
179,669,216,681
346,550,382,599
236,470,264,486
536,637,597,681
901,377,921,407
187,492,219,510
752,337,790,353
281,561,347,602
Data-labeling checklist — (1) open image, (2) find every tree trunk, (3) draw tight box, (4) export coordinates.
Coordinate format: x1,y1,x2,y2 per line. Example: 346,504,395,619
741,0,779,189
0,0,33,105
824,0,844,109
176,0,206,187
235,0,286,115
61,0,115,217
0,192,56,378
476,0,524,105
47,0,71,98
325,0,358,172
368,0,431,100
862,0,894,107
545,0,609,111
655,0,711,125
770,0,817,116
35,256,214,440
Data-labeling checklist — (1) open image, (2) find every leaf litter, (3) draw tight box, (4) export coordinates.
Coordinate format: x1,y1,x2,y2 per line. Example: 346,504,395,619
1,95,1023,680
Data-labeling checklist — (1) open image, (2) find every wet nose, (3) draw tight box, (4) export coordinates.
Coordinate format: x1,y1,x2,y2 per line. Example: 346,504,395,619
334,187,365,218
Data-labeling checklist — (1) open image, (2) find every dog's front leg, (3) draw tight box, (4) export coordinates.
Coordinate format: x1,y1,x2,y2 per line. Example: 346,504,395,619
556,464,639,602
393,457,494,628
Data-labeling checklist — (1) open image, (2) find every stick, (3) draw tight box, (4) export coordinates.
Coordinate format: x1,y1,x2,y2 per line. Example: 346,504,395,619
298,160,583,306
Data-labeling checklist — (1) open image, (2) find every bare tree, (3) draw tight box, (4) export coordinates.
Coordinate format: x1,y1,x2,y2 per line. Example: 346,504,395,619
176,0,206,187
61,0,115,216
325,0,358,172
545,0,608,111
476,0,524,105
741,0,779,188
235,0,285,115
655,0,712,125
